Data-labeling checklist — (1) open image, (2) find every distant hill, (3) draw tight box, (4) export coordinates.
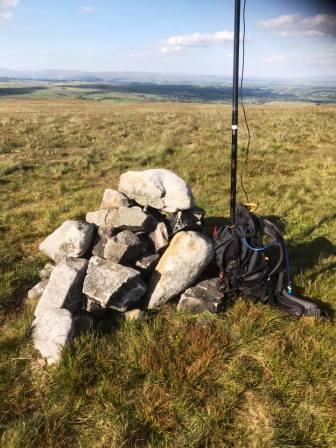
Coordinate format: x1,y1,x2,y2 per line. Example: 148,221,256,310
0,69,227,85
0,68,335,87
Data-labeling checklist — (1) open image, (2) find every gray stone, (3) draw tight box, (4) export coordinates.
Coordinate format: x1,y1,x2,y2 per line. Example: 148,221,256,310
149,222,169,253
39,220,94,263
83,256,146,311
38,263,55,280
86,207,156,236
177,278,223,314
32,308,74,365
86,209,109,227
147,231,214,309
34,258,88,317
106,206,156,233
135,253,160,277
104,230,144,263
100,189,130,209
125,309,145,321
119,169,194,213
27,279,48,301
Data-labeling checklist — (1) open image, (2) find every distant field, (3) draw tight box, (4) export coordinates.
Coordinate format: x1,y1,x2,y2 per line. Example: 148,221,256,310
0,79,335,104
0,99,336,447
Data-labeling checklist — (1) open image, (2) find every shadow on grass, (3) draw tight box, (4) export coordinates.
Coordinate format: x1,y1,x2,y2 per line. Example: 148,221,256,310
299,212,336,239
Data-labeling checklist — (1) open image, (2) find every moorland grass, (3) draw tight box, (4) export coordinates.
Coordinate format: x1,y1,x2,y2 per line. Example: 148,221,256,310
0,99,336,447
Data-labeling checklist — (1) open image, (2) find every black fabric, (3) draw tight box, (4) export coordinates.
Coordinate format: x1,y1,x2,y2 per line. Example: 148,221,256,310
214,205,269,302
213,204,322,317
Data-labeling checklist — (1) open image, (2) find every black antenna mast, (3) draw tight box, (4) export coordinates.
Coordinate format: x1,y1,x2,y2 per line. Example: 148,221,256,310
229,0,241,224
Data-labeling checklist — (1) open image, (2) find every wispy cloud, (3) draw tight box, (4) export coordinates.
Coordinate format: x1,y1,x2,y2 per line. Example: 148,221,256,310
258,14,336,37
81,6,97,14
0,0,18,23
159,30,235,54
1,0,18,7
304,48,336,66
261,54,287,63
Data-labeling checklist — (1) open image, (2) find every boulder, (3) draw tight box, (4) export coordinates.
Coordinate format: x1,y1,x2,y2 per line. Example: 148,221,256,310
149,222,169,253
34,258,88,317
83,256,146,311
100,189,130,209
104,230,144,263
39,220,94,263
177,278,223,314
147,231,214,309
27,279,48,301
32,308,74,365
119,169,194,213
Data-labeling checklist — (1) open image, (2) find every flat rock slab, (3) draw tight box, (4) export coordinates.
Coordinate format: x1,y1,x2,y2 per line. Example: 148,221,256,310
119,169,194,213
86,206,156,234
83,256,146,311
86,209,109,227
147,231,214,309
100,189,130,209
34,258,88,317
32,308,74,365
104,230,144,263
177,278,223,314
39,220,94,263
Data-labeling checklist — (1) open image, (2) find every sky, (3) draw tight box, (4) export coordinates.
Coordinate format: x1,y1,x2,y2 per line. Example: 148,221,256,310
0,0,335,79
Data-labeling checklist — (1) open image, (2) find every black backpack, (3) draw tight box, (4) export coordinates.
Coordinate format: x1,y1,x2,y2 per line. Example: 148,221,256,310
213,204,322,317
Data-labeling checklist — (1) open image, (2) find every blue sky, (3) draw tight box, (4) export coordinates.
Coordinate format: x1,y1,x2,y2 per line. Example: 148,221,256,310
0,0,335,78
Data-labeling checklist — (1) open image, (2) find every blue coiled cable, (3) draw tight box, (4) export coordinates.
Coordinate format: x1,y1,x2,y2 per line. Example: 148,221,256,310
242,236,293,294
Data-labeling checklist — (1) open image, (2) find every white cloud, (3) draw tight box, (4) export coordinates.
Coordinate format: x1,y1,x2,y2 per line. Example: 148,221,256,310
160,30,235,54
1,0,18,7
304,52,336,66
0,10,11,21
258,14,336,37
0,0,18,23
261,54,288,63
160,45,183,54
82,6,97,14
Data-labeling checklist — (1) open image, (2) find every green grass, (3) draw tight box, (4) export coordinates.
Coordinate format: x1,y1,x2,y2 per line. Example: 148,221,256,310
0,99,336,447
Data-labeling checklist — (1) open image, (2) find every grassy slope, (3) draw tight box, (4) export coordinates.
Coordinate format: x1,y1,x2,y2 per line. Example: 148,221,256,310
0,98,336,447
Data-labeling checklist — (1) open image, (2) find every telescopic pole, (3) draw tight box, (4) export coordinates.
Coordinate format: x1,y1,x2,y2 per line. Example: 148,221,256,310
229,0,241,224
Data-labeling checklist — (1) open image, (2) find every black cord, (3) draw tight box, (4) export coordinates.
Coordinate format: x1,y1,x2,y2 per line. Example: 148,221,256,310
240,0,250,204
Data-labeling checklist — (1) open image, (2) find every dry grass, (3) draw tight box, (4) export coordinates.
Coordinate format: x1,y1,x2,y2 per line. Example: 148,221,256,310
0,99,336,447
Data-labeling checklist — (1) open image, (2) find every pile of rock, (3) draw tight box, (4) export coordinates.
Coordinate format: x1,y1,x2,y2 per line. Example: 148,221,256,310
30,169,220,364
